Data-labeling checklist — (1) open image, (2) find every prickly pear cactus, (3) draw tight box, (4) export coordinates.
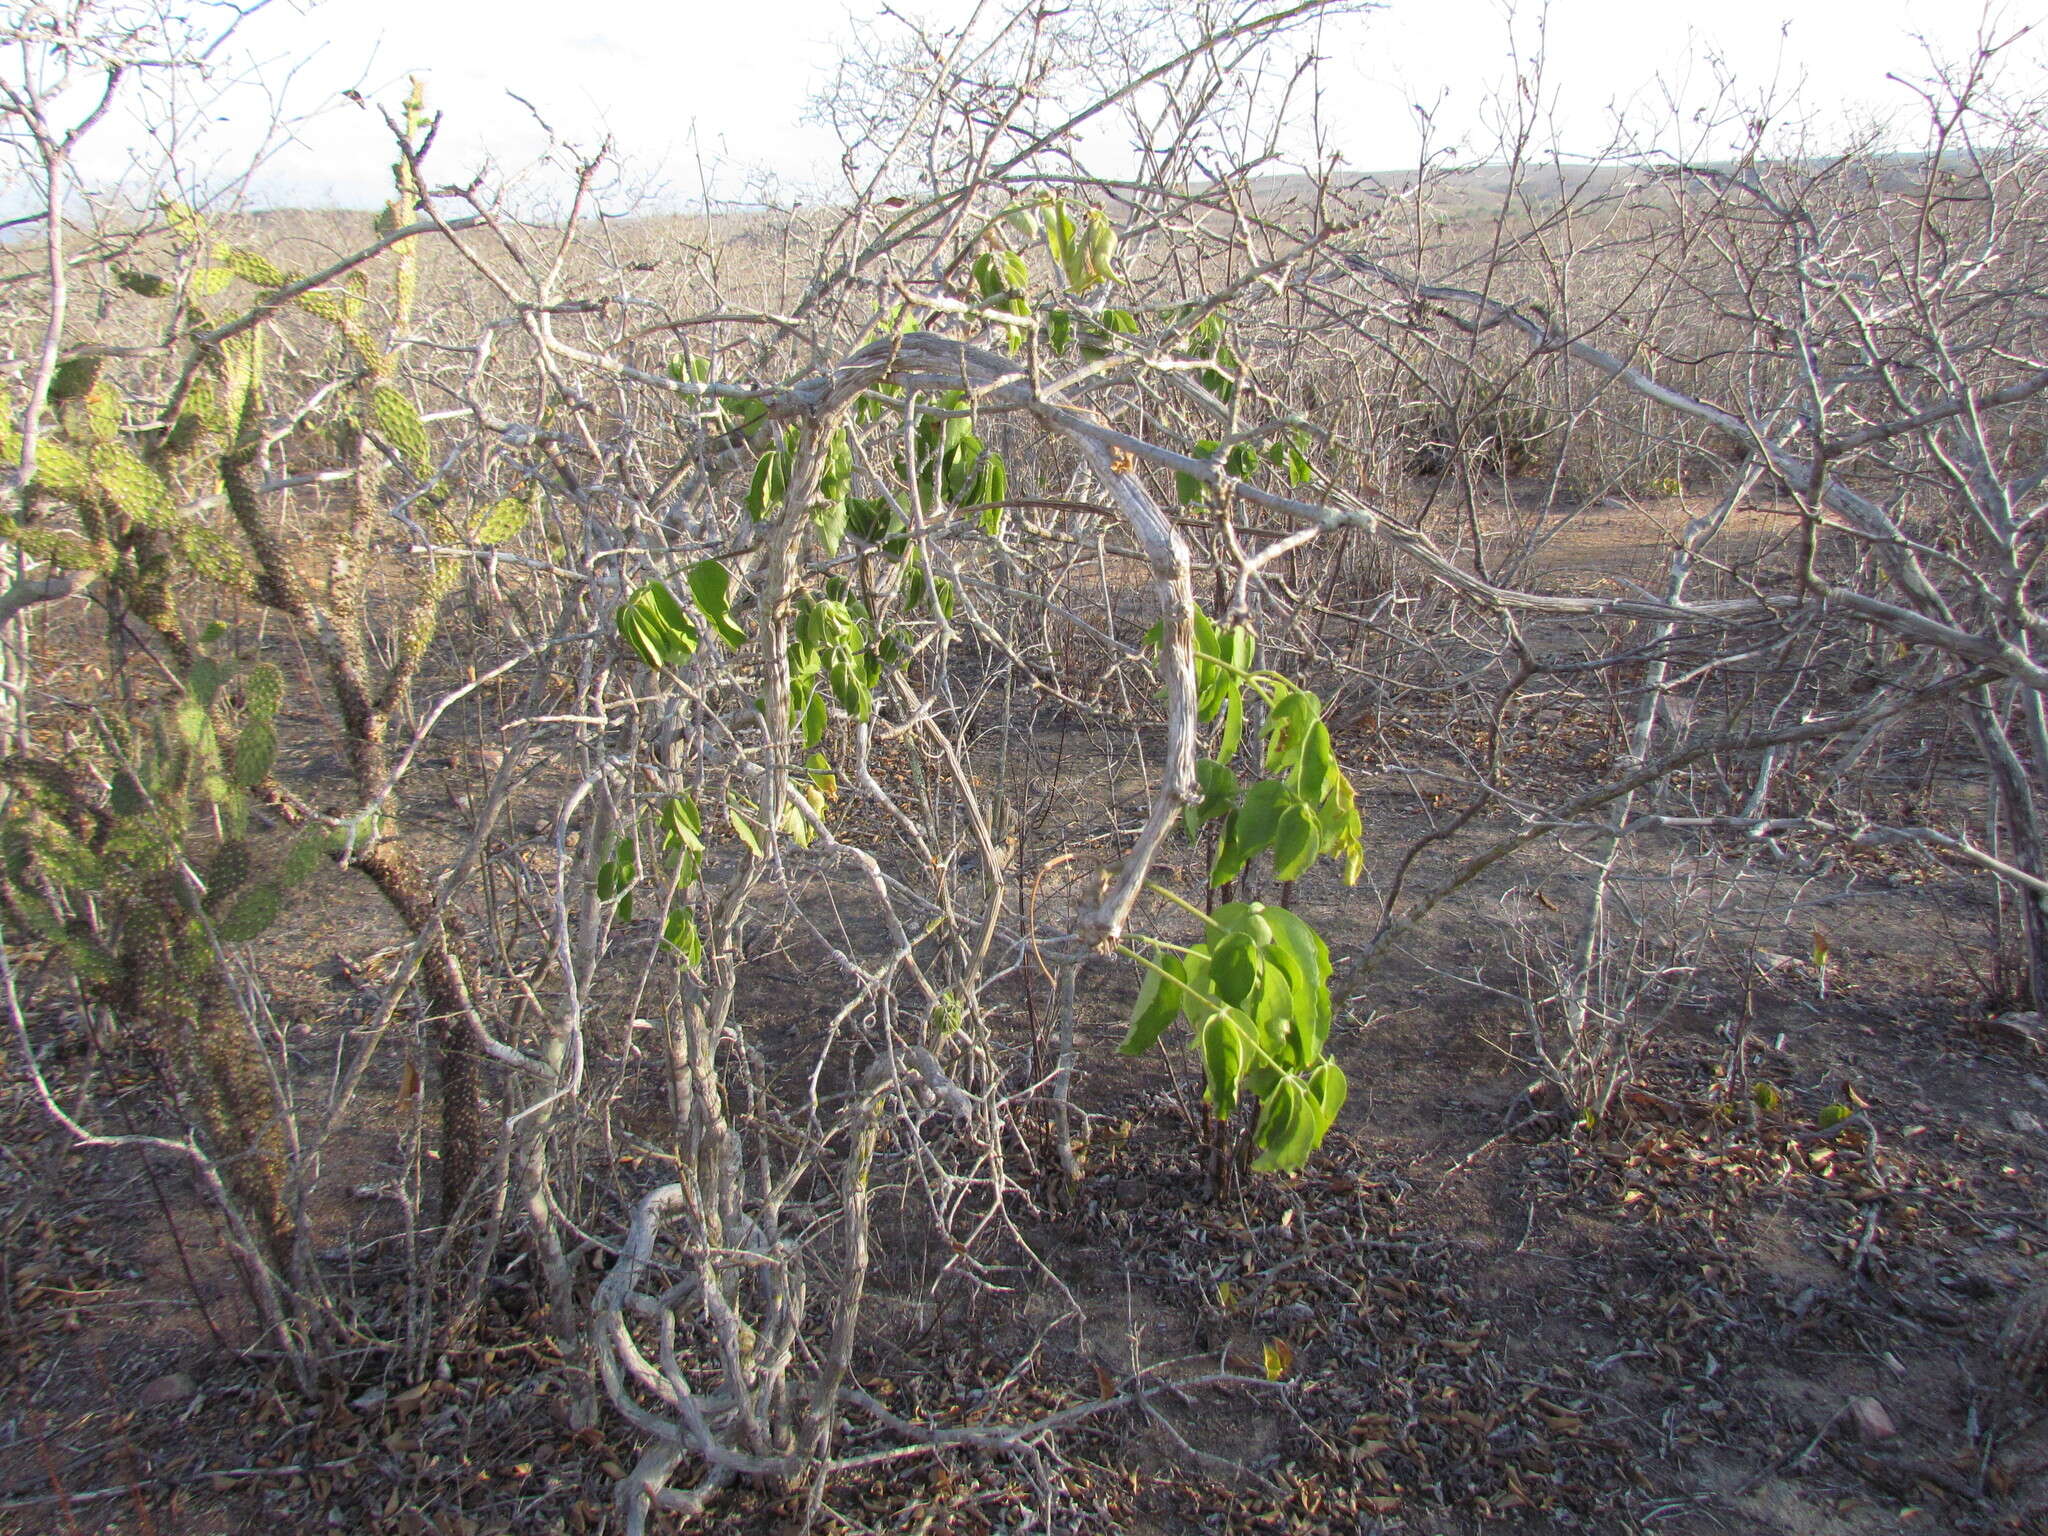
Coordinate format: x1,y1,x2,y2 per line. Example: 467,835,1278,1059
0,647,331,1265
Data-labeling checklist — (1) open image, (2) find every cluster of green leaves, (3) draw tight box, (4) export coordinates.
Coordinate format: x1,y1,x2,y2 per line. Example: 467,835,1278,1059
740,423,861,551
740,415,1008,553
1041,305,1141,362
615,559,749,672
958,195,1130,362
1173,426,1316,507
1184,310,1241,403
595,793,707,964
790,586,883,731
898,398,1008,534
1121,901,1347,1172
1119,615,1367,1176
1188,611,1257,761
973,195,1119,300
971,249,1138,364
1197,673,1364,889
1037,199,1119,293
972,249,1032,346
1749,1079,1858,1134
899,549,957,622
726,754,838,858
1158,616,1365,888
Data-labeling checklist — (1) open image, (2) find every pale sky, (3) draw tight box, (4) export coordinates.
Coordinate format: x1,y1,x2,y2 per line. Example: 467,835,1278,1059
81,0,2048,210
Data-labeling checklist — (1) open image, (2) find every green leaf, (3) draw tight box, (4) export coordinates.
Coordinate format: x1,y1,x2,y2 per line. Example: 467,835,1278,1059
972,451,1008,533
845,495,901,548
1218,683,1245,764
662,906,702,966
1295,721,1338,805
1209,813,1252,888
1185,757,1239,838
1252,1079,1319,1172
1078,307,1139,360
1080,209,1118,288
825,648,873,719
1271,435,1314,486
1321,770,1365,885
1236,778,1288,857
1261,904,1333,991
596,837,637,902
687,559,749,647
728,803,764,856
1199,1010,1245,1119
782,784,822,848
799,686,828,750
1311,1058,1348,1125
1209,901,1276,949
813,496,847,554
820,429,853,502
1043,200,1077,279
1121,951,1184,1056
1208,932,1258,1007
746,446,789,519
1176,441,1219,505
617,581,701,670
1264,687,1319,776
659,794,703,855
1199,340,1241,403
941,430,985,504
1273,799,1319,882
1195,756,1239,811
972,249,1030,301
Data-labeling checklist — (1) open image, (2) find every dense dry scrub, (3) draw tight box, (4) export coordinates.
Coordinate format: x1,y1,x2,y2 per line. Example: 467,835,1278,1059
3,3,2048,1532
